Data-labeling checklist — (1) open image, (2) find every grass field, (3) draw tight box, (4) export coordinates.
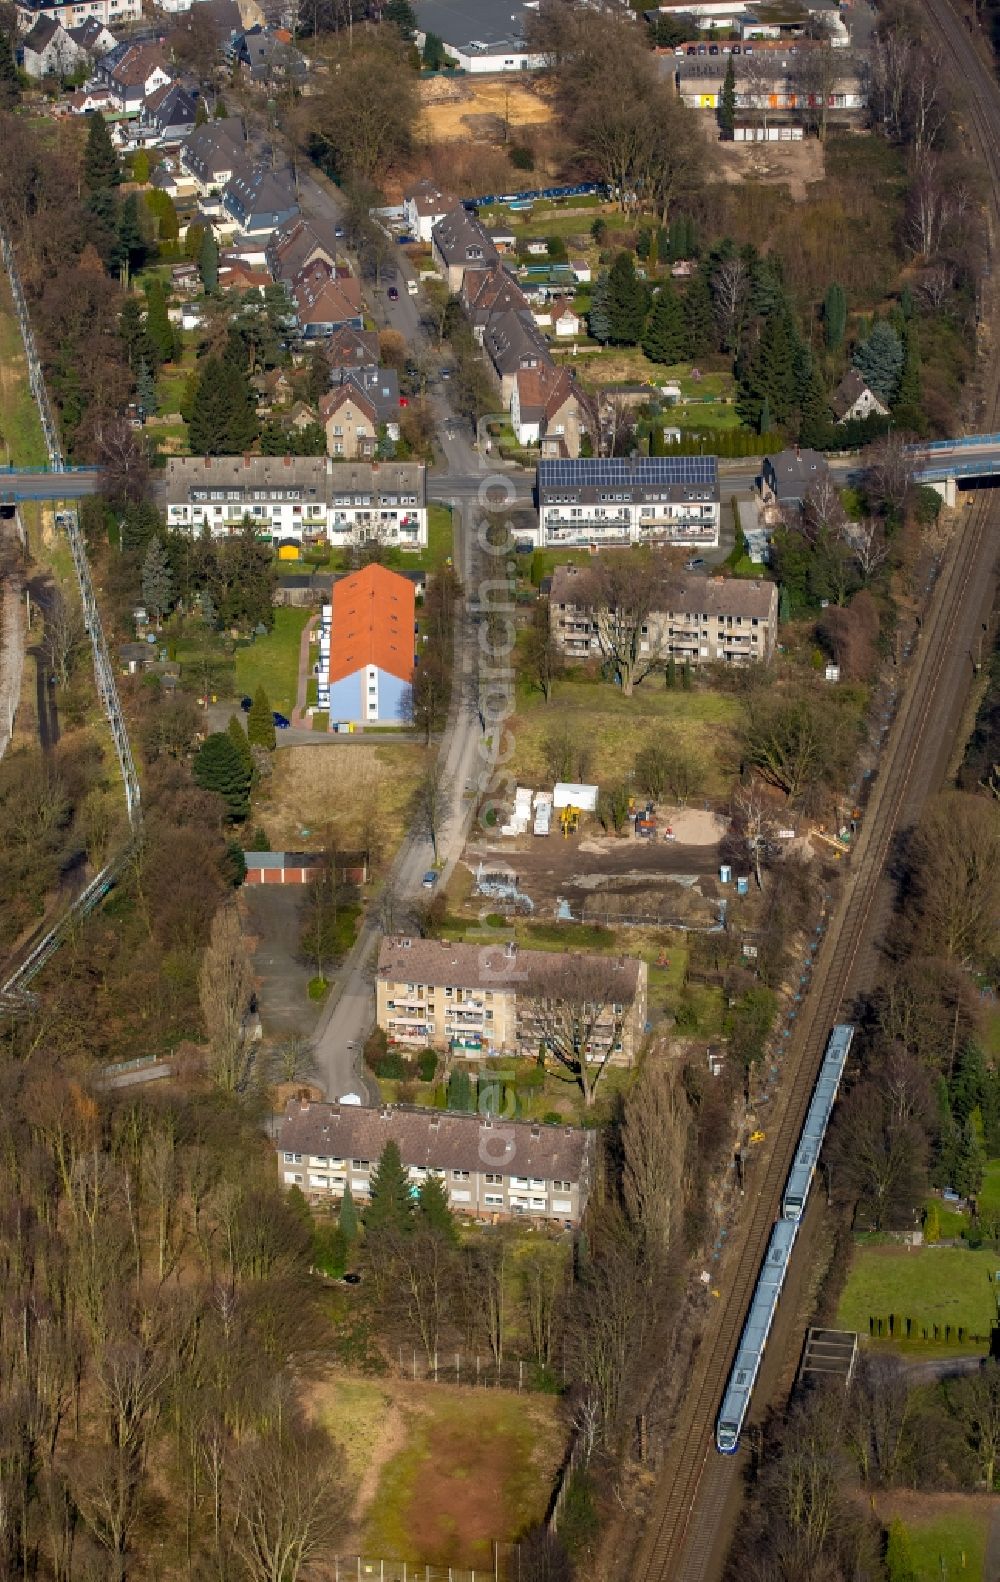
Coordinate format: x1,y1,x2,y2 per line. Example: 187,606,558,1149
234,607,309,718
0,280,48,466
258,741,429,854
510,681,742,799
876,1494,994,1582
837,1243,999,1342
310,1375,564,1568
983,1006,1000,1059
977,1158,1000,1218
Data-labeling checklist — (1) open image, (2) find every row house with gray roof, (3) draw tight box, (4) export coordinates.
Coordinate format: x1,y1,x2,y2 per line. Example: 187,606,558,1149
537,456,721,548
165,455,427,549
278,1099,596,1225
549,562,778,667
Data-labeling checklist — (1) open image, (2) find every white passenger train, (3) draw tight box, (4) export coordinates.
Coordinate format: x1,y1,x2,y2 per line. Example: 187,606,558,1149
716,1024,855,1455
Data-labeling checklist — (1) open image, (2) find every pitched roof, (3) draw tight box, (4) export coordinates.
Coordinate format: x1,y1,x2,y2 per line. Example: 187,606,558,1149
67,17,116,48
22,15,62,51
549,563,777,622
483,307,550,377
319,382,377,424
325,325,380,369
224,163,298,221
377,935,642,998
830,368,888,421
293,264,362,326
267,214,339,281
431,207,499,270
763,447,829,500
106,40,168,87
404,176,455,215
278,1099,594,1184
329,563,415,686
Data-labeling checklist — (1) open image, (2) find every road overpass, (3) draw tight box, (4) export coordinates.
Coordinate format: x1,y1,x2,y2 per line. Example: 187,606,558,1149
909,433,1000,501
0,466,101,502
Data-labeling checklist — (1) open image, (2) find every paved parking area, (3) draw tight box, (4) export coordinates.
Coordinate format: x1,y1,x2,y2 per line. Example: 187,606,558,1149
243,886,316,1044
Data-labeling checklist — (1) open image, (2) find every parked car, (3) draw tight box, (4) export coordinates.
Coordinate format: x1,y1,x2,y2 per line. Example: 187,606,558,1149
387,285,399,301
239,695,253,712
396,233,415,244
422,870,439,889
440,366,453,380
334,225,344,238
709,43,719,53
272,711,291,729
686,557,706,570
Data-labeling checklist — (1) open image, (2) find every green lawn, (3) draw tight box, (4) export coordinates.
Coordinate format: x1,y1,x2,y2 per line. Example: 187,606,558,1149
316,1379,563,1569
423,502,454,570
670,402,744,433
510,680,742,798
896,1506,991,1581
234,607,309,718
977,1158,1000,1218
983,1007,1000,1060
0,280,48,466
837,1244,1000,1343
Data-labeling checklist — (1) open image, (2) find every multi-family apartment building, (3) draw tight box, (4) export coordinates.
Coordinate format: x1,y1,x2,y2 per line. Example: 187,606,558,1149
164,456,427,548
277,1099,596,1225
536,456,721,548
16,0,140,35
376,936,647,1064
549,562,779,668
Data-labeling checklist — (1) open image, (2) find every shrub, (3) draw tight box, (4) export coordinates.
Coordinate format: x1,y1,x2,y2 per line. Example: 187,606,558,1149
542,1110,563,1125
417,1048,438,1082
307,976,328,1000
364,1027,389,1069
313,1222,347,1278
509,143,534,170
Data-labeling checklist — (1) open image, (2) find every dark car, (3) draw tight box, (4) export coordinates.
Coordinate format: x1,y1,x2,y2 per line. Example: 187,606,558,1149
686,44,697,53
240,695,253,712
272,712,291,729
709,43,719,53
396,233,415,244
387,285,399,301
686,557,706,570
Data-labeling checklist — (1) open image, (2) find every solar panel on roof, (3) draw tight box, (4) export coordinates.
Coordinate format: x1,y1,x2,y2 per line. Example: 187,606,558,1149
538,457,718,487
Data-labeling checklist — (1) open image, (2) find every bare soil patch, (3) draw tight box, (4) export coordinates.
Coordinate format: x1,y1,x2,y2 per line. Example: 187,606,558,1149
255,741,428,857
703,118,826,201
419,75,553,143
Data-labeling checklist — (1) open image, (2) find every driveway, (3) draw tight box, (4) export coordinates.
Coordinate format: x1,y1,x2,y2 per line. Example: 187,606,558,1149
243,886,316,1044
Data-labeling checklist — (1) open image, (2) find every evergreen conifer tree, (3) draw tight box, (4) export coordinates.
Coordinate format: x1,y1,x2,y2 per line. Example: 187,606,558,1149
145,280,175,366
385,0,417,38
823,282,847,351
199,227,219,293
416,1175,457,1243
607,252,649,345
0,26,21,110
759,395,772,436
214,96,228,118
718,56,737,138
684,270,715,356
852,320,904,403
778,584,791,622
141,536,173,623
588,268,612,343
135,362,158,416
188,354,258,454
894,324,922,422
195,100,209,125
642,286,689,365
366,1141,413,1234
339,1181,359,1242
447,1068,472,1110
193,733,251,820
132,149,150,184
83,113,121,191
247,686,276,750
227,714,255,779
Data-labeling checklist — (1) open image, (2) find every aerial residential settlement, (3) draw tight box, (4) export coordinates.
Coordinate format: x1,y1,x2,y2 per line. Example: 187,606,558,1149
0,0,998,1577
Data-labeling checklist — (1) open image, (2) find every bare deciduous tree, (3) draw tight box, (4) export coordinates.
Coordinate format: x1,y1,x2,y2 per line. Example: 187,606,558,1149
907,791,1000,967
576,551,681,696
41,586,87,690
411,766,450,864
710,256,748,352
231,1423,347,1582
199,904,255,1094
524,954,638,1107
621,1061,689,1259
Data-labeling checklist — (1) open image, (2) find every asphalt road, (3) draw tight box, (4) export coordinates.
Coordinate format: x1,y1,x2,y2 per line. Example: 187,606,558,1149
293,178,502,1097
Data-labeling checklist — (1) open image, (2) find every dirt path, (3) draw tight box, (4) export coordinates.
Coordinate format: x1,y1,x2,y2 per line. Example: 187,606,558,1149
291,611,318,727
0,516,24,760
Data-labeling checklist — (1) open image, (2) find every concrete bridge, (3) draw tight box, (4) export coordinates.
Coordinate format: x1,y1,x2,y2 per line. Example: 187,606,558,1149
0,466,101,503
909,434,1000,504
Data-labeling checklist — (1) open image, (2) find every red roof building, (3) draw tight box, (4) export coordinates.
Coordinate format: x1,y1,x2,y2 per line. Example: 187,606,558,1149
320,563,415,726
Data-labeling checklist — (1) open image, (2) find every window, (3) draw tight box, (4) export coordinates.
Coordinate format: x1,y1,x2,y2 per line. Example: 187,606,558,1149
351,1159,370,1170
485,1173,503,1184
283,1152,302,1163
529,1178,545,1190
485,1193,504,1207
451,1169,470,1181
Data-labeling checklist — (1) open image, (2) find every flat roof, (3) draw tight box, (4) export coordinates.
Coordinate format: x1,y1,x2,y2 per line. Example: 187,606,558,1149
413,0,532,52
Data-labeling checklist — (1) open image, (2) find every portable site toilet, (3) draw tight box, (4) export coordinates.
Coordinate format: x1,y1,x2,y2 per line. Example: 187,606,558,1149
720,865,732,884
736,876,750,896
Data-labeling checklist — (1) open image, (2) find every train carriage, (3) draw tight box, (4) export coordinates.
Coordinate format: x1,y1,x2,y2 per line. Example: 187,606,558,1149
782,1024,854,1221
716,1024,855,1454
716,1218,798,1453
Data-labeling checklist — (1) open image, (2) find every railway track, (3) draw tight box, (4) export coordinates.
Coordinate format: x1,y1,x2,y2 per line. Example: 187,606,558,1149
632,7,1000,1574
